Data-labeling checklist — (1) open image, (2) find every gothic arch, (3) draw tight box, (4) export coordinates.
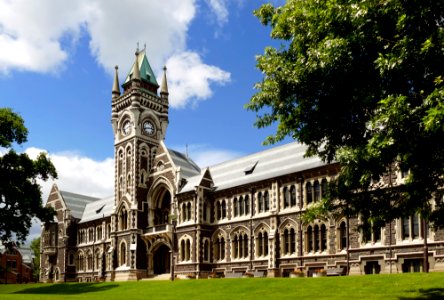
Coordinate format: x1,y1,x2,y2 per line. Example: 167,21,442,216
117,112,134,129
279,218,298,231
253,222,271,235
229,225,249,239
119,240,128,266
139,110,161,129
211,228,227,241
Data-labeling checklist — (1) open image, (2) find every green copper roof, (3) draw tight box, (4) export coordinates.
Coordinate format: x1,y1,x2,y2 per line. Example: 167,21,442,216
124,51,159,87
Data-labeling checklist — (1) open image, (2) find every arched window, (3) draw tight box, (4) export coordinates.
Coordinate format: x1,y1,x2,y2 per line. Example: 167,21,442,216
181,240,186,261
321,179,328,198
321,224,327,251
233,235,239,259
257,232,263,256
187,202,192,221
107,223,111,239
214,236,225,261
239,196,244,216
120,242,126,266
263,232,268,256
87,251,93,270
307,226,313,252
284,187,290,208
216,202,221,220
203,239,209,261
181,203,186,222
314,225,320,252
284,228,289,254
290,228,296,253
243,233,249,258
258,192,263,212
233,198,238,217
264,191,270,211
339,221,347,250
221,200,226,219
120,206,128,230
96,251,101,270
244,195,250,215
290,185,297,207
306,182,313,204
186,239,191,261
314,180,320,202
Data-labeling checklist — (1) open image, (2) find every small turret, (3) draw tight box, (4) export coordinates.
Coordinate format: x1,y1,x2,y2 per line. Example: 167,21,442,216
112,65,121,99
160,66,169,102
132,52,141,82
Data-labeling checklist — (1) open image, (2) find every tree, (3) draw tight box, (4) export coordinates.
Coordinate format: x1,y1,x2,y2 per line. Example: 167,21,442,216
30,237,41,282
247,0,444,227
0,108,57,243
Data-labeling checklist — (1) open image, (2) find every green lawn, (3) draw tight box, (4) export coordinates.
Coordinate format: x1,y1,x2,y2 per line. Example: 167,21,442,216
0,273,443,300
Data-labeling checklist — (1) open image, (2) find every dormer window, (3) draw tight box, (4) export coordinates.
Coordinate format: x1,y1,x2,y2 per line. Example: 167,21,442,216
244,161,258,175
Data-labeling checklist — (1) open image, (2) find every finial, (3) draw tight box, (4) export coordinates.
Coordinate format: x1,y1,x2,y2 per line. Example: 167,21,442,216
143,43,147,53
160,65,169,95
112,65,121,97
136,42,139,53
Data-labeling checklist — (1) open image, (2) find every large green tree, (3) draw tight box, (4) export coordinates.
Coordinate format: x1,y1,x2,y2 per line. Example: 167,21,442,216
247,0,444,226
0,108,57,243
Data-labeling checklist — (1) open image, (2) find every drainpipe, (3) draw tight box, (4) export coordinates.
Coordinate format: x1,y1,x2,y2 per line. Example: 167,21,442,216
298,176,304,268
250,188,255,271
423,218,429,273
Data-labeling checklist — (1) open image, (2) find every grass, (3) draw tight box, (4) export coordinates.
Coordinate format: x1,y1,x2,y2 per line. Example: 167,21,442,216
0,273,444,300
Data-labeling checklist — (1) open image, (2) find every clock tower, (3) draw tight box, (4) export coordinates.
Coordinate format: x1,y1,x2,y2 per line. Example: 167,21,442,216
110,48,169,280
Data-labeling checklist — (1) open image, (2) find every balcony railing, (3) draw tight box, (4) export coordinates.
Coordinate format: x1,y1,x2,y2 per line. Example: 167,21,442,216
43,246,57,255
144,224,172,235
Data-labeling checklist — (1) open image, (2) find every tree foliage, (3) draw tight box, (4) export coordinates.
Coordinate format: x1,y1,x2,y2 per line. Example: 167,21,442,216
30,237,41,281
0,108,57,242
248,0,444,225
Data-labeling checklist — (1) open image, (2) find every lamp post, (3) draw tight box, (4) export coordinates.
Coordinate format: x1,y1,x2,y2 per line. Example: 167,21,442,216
170,214,177,281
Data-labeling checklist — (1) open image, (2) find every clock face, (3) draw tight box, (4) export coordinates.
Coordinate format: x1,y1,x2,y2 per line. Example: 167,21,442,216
122,121,131,135
143,121,155,135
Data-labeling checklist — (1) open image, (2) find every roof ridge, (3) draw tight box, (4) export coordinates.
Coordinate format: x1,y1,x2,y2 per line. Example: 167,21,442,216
208,141,305,169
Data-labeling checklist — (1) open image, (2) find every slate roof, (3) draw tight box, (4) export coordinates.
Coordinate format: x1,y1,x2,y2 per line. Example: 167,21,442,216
179,142,326,193
79,196,114,224
17,247,34,265
60,191,100,219
167,148,201,179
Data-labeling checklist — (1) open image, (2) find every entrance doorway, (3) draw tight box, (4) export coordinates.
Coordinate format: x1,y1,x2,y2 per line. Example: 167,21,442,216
153,244,171,274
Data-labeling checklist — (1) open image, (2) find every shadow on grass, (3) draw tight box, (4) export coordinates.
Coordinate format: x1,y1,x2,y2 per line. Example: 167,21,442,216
13,283,119,295
399,288,444,300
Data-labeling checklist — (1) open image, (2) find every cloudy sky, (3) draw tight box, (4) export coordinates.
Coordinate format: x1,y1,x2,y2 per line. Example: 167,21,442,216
0,0,288,242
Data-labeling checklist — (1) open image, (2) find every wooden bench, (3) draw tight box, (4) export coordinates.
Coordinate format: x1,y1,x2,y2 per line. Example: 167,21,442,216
326,267,344,276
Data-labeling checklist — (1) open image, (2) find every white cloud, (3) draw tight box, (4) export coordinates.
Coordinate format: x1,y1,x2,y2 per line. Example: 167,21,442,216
0,0,230,108
164,52,231,108
206,0,229,27
24,147,114,244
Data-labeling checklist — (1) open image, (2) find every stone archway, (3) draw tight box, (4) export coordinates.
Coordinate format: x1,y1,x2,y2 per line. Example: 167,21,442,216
154,190,171,226
152,244,171,275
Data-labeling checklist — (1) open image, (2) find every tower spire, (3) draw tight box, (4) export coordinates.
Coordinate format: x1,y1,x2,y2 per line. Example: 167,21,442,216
133,52,140,81
160,66,169,96
112,65,121,98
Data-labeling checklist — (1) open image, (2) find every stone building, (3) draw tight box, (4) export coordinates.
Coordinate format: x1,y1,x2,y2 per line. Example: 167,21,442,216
40,50,444,282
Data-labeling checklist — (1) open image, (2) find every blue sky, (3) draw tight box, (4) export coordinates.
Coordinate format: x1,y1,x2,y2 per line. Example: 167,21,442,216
1,0,288,240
